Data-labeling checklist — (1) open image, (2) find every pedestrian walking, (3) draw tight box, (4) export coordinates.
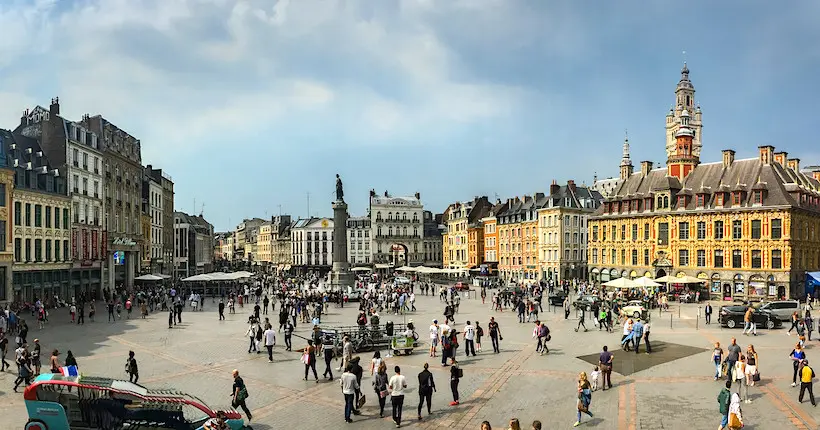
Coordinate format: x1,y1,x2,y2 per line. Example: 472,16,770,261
302,340,319,382
263,326,276,363
340,365,359,423
790,343,806,387
574,371,594,427
389,365,407,428
246,321,258,353
705,302,712,324
463,321,476,357
725,338,741,387
449,361,461,406
643,321,652,354
717,379,731,429
598,345,613,390
0,333,10,372
416,362,435,420
230,369,252,421
373,362,389,418
575,308,588,332
31,339,41,375
322,333,335,380
632,319,644,354
712,342,724,380
799,358,816,406
488,317,502,354
475,322,483,352
13,349,32,392
429,320,439,357
126,351,139,383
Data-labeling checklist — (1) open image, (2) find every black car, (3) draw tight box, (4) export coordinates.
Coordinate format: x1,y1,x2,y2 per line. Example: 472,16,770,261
572,295,602,311
548,291,568,306
719,305,782,329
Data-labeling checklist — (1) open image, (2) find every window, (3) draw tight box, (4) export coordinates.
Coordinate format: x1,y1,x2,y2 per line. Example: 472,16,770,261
620,225,626,240
14,238,21,262
0,221,4,252
751,220,761,239
732,220,742,240
610,249,616,265
631,224,638,241
714,250,724,268
644,249,650,266
732,192,741,205
0,184,5,207
772,249,782,269
753,191,763,205
678,249,689,266
631,249,638,265
714,221,724,240
771,218,782,239
696,194,704,207
14,202,21,226
25,238,31,262
644,223,650,240
34,239,42,262
592,226,598,242
697,249,706,267
45,206,51,228
679,222,689,240
751,250,762,269
732,249,742,268
63,241,68,261
34,204,42,227
658,222,669,245
55,208,61,229
716,193,724,206
24,203,31,226
620,249,626,265
697,222,706,240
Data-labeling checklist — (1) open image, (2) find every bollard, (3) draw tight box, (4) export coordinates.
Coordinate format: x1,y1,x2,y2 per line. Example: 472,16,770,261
670,313,673,329
696,314,699,330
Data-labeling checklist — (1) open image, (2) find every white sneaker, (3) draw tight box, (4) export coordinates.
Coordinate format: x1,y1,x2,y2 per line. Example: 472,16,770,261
792,382,797,387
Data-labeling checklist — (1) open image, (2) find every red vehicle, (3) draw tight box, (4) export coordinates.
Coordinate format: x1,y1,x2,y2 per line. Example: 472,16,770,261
453,282,471,291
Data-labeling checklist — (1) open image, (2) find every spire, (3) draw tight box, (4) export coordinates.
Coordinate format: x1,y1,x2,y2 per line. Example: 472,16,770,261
619,131,634,180
621,130,632,167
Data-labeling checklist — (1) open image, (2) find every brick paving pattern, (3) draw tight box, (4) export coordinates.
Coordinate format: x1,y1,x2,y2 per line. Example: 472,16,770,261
2,293,820,428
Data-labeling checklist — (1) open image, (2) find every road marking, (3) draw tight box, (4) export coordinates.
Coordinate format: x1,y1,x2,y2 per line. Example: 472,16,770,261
628,382,637,430
618,384,628,430
762,384,818,429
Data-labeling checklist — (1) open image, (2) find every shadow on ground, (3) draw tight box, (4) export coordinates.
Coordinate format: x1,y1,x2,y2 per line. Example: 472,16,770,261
576,341,708,375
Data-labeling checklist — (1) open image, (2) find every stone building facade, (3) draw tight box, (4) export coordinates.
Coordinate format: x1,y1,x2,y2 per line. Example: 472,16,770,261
369,191,424,267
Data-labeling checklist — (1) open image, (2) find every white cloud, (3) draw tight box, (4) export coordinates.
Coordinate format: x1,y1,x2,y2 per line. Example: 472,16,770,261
0,0,532,154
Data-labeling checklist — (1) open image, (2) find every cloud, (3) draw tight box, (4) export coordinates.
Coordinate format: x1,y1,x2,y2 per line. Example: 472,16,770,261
0,0,533,156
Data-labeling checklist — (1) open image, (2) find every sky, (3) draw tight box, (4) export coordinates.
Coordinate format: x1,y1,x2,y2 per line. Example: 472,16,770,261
1,0,819,232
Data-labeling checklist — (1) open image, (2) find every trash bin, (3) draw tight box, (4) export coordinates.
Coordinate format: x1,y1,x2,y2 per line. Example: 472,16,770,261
386,321,394,337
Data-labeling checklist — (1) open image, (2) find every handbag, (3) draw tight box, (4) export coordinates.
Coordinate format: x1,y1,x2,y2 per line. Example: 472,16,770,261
753,371,761,382
728,412,742,428
300,353,309,364
237,387,249,402
357,394,367,408
379,389,389,398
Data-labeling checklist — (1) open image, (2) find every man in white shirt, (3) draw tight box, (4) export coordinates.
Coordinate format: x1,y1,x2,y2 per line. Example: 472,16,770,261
340,365,359,423
429,320,440,357
463,321,476,357
263,327,276,362
409,293,416,312
388,365,408,427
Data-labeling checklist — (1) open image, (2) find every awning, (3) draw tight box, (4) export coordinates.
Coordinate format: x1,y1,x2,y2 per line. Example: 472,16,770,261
807,272,820,296
655,275,705,284
135,274,164,281
375,264,392,269
603,277,636,289
351,267,372,272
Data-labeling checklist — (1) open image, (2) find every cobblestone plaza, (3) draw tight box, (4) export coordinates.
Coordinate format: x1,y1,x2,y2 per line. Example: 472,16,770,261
3,293,820,429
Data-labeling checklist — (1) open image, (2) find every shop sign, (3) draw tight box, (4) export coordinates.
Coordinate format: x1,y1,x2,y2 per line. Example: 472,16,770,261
82,229,89,260
113,237,137,246
91,230,98,260
72,230,79,259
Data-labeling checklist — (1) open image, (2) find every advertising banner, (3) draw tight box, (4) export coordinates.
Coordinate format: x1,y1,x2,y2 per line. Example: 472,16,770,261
72,229,79,259
91,230,99,260
82,229,89,260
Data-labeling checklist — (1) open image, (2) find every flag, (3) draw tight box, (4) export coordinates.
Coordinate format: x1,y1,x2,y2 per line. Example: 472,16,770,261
61,366,79,377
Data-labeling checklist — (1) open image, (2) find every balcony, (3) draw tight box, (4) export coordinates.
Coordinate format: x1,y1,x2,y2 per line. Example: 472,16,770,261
94,168,99,174
73,187,79,193
94,193,99,198
73,161,79,167
83,164,88,170
82,190,87,196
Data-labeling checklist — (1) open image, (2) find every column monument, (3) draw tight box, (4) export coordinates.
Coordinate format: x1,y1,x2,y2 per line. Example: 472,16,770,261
330,174,354,290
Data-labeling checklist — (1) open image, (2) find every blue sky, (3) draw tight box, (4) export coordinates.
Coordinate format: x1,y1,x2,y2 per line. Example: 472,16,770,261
1,0,819,231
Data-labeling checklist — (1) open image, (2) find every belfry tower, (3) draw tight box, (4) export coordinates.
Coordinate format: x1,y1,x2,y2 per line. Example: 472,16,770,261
665,63,703,158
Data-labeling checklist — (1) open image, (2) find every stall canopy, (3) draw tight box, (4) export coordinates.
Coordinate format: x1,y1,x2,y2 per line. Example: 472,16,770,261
633,276,662,288
351,267,372,272
603,277,637,289
134,274,164,281
396,266,415,272
807,272,820,297
655,275,704,284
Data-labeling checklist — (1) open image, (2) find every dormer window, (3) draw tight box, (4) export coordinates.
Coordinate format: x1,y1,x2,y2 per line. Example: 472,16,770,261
716,193,725,206
732,192,742,206
696,194,705,208
753,191,763,205
677,196,686,208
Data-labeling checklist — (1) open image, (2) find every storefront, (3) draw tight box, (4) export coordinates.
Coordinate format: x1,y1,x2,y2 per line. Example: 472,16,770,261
13,269,72,303
107,235,140,290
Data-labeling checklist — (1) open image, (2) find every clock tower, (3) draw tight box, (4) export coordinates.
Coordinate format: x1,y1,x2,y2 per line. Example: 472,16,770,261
665,63,703,158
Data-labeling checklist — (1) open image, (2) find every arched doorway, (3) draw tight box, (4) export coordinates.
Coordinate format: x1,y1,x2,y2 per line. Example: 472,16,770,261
655,269,667,278
390,243,408,267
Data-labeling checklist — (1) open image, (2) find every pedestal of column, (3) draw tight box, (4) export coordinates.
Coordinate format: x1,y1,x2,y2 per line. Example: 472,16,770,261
126,251,135,289
330,200,354,290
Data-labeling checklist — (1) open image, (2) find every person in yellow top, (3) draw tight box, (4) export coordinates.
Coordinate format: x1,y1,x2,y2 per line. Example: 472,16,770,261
799,359,816,406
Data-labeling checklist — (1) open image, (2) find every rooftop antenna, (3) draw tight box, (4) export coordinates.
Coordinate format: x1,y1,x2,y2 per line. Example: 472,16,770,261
200,203,205,217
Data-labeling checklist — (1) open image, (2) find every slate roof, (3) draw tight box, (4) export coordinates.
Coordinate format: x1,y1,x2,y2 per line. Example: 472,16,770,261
597,157,820,216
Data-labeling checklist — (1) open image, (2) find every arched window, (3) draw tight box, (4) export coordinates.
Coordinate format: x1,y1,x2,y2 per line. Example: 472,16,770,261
657,196,663,208
387,212,392,221
663,196,669,208
376,211,382,221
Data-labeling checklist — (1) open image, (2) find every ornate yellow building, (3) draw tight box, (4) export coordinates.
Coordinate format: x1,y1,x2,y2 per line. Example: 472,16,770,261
588,64,820,300
443,197,491,270
497,195,539,281
258,222,273,264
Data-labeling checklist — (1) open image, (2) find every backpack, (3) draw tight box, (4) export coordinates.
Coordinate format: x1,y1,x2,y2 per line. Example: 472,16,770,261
420,372,433,390
539,325,549,338
476,326,484,337
256,327,263,341
456,367,464,378
442,335,451,348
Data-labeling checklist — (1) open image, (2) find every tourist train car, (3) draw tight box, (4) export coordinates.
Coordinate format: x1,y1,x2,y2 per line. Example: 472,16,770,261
23,374,251,430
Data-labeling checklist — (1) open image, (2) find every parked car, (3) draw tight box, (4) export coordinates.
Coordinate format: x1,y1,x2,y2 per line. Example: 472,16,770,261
548,291,568,306
572,295,602,311
719,305,782,329
395,276,411,284
620,300,648,320
756,300,800,322
453,282,471,291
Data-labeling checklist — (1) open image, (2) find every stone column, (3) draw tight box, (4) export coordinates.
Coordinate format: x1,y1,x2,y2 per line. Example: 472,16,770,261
330,201,354,289
108,252,115,294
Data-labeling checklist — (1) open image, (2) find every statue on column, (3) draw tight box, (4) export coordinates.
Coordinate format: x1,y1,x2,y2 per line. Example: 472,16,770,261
335,174,344,202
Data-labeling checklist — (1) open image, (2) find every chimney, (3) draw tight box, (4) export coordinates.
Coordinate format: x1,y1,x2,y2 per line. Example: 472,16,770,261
550,180,560,196
758,145,774,164
535,192,545,200
20,109,27,126
414,192,420,200
787,158,800,172
567,180,576,193
640,161,654,177
49,97,60,116
812,169,820,182
722,149,736,167
774,152,788,166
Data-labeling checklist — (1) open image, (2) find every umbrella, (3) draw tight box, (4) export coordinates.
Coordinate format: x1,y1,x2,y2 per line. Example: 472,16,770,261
633,276,662,287
396,266,415,272
603,277,637,289
134,274,163,281
655,275,704,284
351,267,372,272
182,274,213,282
